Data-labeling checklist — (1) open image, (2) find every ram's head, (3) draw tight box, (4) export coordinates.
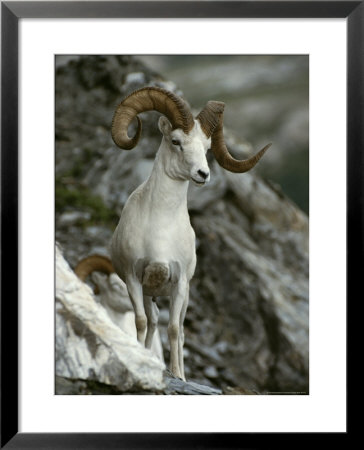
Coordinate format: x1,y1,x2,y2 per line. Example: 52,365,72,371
111,86,271,184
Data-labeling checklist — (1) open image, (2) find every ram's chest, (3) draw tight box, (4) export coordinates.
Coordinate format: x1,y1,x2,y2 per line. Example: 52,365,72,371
112,190,197,280
142,216,195,262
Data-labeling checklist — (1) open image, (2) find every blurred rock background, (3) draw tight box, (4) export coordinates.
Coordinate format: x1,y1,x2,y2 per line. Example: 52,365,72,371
55,55,309,394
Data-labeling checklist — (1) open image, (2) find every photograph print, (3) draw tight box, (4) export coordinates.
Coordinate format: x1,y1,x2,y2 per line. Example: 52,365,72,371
55,54,309,395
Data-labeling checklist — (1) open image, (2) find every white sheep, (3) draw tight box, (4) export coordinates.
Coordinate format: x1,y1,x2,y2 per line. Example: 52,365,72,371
110,86,270,380
74,255,164,362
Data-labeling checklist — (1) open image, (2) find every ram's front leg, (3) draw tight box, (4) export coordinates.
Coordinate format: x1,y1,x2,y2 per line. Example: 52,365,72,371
125,275,146,344
178,286,189,381
168,279,188,379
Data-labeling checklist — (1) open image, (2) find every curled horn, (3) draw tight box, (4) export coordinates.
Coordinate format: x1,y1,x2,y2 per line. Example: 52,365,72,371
111,86,195,150
74,255,115,295
196,101,225,138
197,101,271,173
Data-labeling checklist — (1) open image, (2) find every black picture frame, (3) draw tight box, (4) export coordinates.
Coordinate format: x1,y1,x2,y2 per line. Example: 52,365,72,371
1,1,358,447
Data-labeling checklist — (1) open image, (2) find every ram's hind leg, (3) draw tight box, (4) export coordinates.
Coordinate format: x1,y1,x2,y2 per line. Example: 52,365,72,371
144,295,159,350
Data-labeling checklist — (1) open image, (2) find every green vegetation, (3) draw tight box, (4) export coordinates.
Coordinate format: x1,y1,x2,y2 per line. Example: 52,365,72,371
260,148,309,214
277,149,309,214
56,176,118,227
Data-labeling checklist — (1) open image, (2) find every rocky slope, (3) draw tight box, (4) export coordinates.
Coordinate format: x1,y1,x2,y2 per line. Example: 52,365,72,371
55,55,309,394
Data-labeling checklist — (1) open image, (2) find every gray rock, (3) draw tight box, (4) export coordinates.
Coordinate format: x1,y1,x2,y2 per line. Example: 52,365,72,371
204,366,219,379
125,72,146,86
59,211,91,227
164,372,222,395
55,372,223,395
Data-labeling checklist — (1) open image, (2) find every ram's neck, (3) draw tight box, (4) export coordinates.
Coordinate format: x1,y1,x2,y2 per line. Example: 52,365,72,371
143,141,189,214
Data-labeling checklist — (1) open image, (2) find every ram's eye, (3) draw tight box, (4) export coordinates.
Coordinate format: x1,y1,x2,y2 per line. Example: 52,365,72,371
171,139,180,146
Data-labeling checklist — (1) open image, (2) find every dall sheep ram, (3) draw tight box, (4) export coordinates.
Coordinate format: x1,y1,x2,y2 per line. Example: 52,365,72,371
110,86,270,380
75,255,164,361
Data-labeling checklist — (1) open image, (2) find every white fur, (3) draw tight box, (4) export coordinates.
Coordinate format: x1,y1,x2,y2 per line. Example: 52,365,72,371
111,118,211,380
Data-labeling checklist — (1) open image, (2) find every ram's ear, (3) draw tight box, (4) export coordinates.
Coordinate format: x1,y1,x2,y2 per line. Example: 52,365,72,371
158,116,172,136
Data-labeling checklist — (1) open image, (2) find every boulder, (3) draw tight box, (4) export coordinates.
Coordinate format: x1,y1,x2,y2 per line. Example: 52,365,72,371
55,245,165,392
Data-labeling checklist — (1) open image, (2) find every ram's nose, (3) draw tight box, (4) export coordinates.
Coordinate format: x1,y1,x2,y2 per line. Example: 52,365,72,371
197,169,209,180
191,168,210,186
